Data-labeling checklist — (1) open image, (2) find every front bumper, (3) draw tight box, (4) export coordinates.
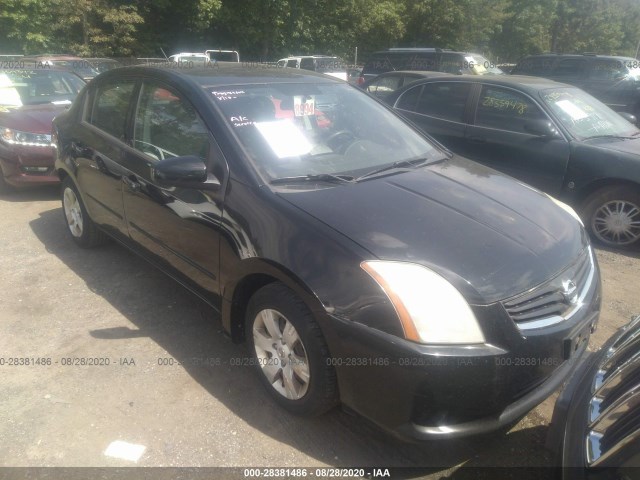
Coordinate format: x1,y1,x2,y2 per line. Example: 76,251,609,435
319,263,601,441
0,144,58,188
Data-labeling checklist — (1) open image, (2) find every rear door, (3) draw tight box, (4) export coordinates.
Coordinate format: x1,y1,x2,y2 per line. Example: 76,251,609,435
72,78,137,239
121,80,227,300
393,81,474,156
464,84,570,195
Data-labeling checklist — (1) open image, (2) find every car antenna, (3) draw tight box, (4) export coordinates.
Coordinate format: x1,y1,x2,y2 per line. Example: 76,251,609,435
160,48,169,60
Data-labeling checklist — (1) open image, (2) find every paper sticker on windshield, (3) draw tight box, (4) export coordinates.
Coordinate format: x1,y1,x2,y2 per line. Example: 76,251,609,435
212,90,245,101
255,119,312,158
464,56,476,64
294,96,315,116
556,99,588,120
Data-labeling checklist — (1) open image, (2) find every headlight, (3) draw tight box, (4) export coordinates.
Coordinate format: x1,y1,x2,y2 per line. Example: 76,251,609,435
0,127,52,147
361,261,485,344
546,194,584,226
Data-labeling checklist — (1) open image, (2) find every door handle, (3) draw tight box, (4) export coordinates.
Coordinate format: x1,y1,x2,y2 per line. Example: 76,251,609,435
123,175,141,192
469,136,487,143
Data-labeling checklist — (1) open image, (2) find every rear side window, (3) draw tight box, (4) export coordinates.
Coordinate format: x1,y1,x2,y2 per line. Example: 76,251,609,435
89,81,135,139
395,85,423,110
552,59,588,79
413,82,472,122
513,57,554,75
286,59,298,68
590,59,627,80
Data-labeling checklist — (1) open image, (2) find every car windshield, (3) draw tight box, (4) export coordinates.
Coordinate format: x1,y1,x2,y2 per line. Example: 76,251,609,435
0,69,85,106
540,87,640,139
210,83,440,183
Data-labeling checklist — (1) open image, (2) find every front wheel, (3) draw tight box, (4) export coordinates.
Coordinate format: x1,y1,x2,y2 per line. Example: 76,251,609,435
245,283,338,416
61,177,110,248
582,185,640,248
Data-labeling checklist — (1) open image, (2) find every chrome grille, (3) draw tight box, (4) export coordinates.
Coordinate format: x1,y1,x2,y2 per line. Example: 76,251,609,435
586,315,640,467
502,248,594,330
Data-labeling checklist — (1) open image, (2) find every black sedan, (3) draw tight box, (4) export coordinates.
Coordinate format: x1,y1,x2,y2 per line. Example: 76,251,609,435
53,65,600,441
385,75,640,248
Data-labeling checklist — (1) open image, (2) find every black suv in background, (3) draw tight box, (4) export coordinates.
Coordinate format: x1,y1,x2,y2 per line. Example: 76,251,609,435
512,54,640,117
358,48,503,85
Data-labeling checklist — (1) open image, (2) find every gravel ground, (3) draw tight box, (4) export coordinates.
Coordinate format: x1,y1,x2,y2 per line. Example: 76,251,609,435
1,186,639,480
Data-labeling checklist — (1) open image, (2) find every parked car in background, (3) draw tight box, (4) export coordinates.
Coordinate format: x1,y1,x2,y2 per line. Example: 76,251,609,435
205,49,240,62
547,314,640,477
168,52,211,66
386,75,640,248
54,64,600,441
361,70,447,100
85,58,123,74
23,55,99,81
347,66,362,84
0,67,84,191
511,54,640,117
358,48,503,85
277,55,348,81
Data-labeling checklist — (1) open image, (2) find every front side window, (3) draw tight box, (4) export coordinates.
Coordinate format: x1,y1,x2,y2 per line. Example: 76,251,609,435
395,85,423,111
413,82,472,122
475,86,546,133
540,87,640,139
210,83,441,183
89,81,135,139
133,83,209,161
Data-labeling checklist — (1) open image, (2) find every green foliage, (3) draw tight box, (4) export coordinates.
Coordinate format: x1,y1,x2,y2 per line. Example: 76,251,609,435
1,0,639,62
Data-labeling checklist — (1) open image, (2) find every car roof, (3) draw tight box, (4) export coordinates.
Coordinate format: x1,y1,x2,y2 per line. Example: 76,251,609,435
518,54,636,62
371,48,479,55
376,70,450,77
93,64,342,87
393,73,572,91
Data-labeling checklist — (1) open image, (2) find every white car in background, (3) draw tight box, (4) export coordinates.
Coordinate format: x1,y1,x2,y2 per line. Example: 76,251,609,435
277,55,348,81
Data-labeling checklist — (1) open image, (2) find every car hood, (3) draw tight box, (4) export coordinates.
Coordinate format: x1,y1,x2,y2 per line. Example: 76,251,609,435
277,156,588,304
0,104,68,133
583,136,640,156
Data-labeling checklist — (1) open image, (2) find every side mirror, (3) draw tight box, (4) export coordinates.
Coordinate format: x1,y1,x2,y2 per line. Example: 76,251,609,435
524,119,561,138
618,111,638,126
153,155,219,190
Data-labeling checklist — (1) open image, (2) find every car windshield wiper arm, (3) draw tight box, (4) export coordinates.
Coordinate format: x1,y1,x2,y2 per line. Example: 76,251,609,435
355,157,432,182
585,134,638,140
270,173,355,185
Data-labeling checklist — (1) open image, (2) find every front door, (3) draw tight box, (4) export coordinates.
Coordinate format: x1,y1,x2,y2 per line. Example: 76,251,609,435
121,81,227,300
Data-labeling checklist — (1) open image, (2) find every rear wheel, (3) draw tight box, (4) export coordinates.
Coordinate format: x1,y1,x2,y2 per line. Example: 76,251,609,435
245,282,338,416
582,185,640,248
61,177,110,248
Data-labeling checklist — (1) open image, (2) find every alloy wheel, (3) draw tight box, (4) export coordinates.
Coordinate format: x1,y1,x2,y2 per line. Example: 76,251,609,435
63,187,83,238
592,199,640,246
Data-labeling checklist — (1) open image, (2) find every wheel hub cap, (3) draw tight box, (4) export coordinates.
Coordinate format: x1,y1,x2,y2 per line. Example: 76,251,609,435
253,309,310,400
593,200,640,245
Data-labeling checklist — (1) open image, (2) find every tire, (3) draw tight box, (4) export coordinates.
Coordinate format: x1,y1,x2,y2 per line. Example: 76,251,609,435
582,185,640,248
245,282,338,416
61,177,110,248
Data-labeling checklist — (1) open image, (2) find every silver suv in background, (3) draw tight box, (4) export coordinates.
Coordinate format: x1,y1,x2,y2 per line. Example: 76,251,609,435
277,55,347,81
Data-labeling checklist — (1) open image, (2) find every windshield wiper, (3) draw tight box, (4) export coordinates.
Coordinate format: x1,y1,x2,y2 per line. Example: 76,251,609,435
585,134,638,140
270,173,355,185
355,157,432,182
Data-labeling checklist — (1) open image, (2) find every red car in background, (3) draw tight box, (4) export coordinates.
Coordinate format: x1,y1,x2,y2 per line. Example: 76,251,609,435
0,67,85,192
